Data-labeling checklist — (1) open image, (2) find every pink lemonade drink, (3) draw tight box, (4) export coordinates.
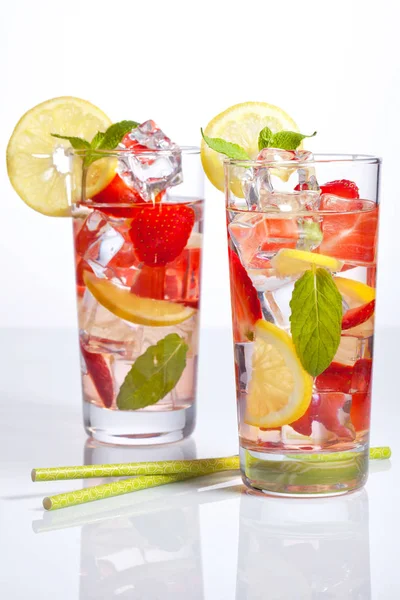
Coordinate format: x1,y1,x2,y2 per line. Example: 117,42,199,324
225,153,380,495
71,130,204,445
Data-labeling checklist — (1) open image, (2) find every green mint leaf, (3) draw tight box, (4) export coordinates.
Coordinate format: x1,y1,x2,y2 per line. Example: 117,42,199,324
116,333,188,410
201,128,250,160
289,267,342,376
97,120,139,150
51,134,91,150
271,130,317,151
90,131,106,148
258,126,274,150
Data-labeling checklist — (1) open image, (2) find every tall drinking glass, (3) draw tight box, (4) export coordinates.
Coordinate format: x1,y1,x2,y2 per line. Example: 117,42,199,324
225,154,380,495
70,148,204,445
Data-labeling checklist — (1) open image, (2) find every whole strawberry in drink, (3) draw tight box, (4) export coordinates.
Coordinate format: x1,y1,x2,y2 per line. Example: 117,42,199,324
201,101,380,496
6,98,204,445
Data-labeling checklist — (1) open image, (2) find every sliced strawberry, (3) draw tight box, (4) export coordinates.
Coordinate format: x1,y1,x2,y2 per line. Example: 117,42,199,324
342,299,375,330
350,392,371,432
289,410,313,437
290,393,355,440
351,358,373,393
228,249,262,342
319,201,378,265
80,343,114,408
129,203,195,266
294,179,360,197
320,179,360,199
130,246,202,308
131,265,167,299
315,362,353,393
91,175,145,218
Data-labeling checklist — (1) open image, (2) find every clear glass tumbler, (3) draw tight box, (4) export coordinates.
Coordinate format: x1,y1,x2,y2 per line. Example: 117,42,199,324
70,147,204,445
225,154,380,495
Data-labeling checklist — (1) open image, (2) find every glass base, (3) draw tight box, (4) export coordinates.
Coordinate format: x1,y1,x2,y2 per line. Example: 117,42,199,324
240,444,369,497
83,401,195,446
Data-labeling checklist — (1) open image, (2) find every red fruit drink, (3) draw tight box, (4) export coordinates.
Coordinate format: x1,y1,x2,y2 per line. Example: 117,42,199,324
71,124,204,445
225,155,380,495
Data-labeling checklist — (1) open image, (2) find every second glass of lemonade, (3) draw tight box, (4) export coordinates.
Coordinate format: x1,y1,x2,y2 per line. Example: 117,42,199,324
225,153,380,495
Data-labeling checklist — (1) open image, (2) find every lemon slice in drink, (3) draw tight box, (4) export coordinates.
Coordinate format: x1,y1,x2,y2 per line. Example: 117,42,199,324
201,101,299,193
6,96,115,216
84,272,196,326
334,277,375,303
245,320,312,428
271,249,343,277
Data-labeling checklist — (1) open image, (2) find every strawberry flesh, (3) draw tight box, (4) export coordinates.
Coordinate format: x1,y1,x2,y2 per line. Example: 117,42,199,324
129,203,195,266
228,249,262,342
315,362,353,393
91,174,145,219
291,393,355,440
320,179,360,199
342,299,375,330
80,343,114,408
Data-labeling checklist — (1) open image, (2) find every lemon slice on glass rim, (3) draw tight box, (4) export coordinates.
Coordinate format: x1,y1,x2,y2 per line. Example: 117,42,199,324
6,96,115,216
201,101,299,194
245,320,313,428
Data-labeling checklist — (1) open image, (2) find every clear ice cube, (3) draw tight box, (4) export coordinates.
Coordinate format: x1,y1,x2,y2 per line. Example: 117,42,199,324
243,148,320,211
319,193,364,212
118,120,182,201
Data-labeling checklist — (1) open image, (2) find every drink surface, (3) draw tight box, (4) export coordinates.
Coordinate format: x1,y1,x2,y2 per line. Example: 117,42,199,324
227,198,377,456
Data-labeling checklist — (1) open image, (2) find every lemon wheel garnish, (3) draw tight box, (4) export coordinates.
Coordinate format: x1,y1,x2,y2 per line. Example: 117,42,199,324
84,272,196,327
245,320,313,428
201,101,299,193
271,249,343,276
6,96,114,216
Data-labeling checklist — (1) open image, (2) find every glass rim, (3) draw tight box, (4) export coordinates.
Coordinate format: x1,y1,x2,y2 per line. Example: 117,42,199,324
68,145,200,158
224,153,382,168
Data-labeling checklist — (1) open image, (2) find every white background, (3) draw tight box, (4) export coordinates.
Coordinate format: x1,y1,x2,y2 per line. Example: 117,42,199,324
0,0,399,329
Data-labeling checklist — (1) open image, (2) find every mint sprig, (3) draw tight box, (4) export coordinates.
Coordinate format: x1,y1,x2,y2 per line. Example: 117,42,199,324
201,128,250,160
116,333,188,410
289,267,342,377
258,127,317,151
51,119,139,167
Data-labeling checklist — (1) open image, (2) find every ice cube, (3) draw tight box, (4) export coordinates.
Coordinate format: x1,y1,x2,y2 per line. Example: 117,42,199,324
85,224,124,267
75,210,109,257
259,190,320,212
80,292,144,359
118,120,182,201
319,194,364,211
243,149,320,212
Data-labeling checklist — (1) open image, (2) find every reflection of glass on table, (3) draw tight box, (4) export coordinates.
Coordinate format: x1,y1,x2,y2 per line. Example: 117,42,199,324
236,489,370,599
79,437,203,599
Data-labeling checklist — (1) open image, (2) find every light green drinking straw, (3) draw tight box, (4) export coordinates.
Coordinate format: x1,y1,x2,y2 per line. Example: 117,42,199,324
39,447,391,511
43,473,198,511
33,447,390,483
32,456,240,482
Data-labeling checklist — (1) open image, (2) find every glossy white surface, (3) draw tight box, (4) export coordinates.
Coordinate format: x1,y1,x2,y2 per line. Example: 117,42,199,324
0,328,398,599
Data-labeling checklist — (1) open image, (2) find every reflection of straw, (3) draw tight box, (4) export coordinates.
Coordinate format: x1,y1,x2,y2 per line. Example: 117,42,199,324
33,456,240,482
33,474,241,533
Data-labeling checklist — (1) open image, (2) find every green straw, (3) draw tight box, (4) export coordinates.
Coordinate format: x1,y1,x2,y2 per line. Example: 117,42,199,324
43,473,198,511
32,456,240,482
39,446,391,511
32,447,390,483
